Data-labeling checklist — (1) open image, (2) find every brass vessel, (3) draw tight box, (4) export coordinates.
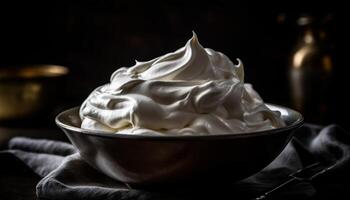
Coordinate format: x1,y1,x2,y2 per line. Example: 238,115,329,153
0,65,69,120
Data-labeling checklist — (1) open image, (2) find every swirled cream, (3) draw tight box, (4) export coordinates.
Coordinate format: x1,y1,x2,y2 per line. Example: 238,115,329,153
80,33,285,135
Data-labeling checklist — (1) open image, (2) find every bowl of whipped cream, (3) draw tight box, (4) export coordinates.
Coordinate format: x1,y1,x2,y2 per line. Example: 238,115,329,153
56,33,303,186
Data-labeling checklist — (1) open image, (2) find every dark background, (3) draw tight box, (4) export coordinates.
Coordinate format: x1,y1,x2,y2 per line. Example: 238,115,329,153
0,1,348,129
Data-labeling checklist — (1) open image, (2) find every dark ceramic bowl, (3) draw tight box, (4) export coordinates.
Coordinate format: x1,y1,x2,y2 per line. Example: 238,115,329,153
56,104,303,186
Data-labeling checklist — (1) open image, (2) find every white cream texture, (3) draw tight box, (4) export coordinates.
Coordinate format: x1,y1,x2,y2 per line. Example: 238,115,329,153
80,33,285,135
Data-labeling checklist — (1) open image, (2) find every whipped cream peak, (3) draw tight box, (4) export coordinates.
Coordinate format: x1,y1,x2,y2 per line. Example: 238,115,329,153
112,32,243,82
80,32,285,135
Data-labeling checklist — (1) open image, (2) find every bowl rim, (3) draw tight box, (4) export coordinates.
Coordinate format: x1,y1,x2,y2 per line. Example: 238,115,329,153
55,104,304,141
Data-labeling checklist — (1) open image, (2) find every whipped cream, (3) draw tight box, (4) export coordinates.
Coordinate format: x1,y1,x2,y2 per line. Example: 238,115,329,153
80,33,285,135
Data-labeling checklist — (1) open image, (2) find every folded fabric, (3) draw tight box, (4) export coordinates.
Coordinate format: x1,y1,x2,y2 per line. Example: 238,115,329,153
1,124,350,200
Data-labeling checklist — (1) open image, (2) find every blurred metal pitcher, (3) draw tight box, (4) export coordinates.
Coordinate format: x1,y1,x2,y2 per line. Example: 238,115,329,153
288,14,334,124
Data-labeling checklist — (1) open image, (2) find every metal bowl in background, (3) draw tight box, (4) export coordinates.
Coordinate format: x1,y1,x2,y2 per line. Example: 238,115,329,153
0,65,69,123
56,104,303,187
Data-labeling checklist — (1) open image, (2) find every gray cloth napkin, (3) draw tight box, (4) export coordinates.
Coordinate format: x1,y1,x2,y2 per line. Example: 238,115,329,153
1,124,350,200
